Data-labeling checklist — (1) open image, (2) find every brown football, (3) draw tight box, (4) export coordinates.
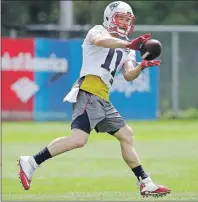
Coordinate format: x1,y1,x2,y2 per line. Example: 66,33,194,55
140,39,162,60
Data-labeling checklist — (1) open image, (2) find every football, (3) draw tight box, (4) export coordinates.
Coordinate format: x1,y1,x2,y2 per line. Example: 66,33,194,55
140,39,162,60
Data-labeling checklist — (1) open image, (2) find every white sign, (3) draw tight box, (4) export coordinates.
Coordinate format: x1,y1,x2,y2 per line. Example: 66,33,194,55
10,77,39,103
2,52,68,73
111,69,150,97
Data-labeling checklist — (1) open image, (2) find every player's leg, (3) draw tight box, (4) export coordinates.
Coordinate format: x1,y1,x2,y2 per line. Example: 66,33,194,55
114,125,171,197
113,125,144,177
35,128,89,161
18,90,105,190
18,128,89,190
96,114,146,180
18,91,91,190
96,101,170,197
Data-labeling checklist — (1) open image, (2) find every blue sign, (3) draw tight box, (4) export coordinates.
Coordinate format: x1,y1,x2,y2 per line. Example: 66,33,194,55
34,39,72,121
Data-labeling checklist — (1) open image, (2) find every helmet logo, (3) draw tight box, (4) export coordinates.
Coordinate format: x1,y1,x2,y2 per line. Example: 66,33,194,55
109,2,120,11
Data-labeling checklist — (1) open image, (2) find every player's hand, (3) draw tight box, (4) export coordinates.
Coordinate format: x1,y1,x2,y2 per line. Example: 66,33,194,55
125,33,151,50
140,60,161,70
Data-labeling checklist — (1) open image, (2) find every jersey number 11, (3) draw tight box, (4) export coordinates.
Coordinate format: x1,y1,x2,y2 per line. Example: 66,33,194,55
101,48,123,78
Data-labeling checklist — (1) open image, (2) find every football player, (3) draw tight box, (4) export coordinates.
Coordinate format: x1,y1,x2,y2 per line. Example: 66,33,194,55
18,1,171,197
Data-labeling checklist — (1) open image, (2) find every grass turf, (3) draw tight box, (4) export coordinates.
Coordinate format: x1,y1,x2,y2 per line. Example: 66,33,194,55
2,120,198,201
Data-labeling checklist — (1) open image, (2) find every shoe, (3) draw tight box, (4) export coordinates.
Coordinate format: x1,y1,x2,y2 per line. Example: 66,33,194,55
17,156,39,190
138,177,171,197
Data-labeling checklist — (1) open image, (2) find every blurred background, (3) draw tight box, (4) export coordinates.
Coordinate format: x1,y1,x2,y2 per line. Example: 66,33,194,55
2,1,198,201
2,0,198,121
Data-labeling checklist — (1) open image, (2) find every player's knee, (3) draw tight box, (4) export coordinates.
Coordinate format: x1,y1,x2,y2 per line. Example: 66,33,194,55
74,138,87,148
118,125,134,144
71,129,89,148
125,126,134,143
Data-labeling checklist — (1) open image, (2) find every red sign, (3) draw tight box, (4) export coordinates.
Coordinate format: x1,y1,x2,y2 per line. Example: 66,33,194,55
1,38,34,120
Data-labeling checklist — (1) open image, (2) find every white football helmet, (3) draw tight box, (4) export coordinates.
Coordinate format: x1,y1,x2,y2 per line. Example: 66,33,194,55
103,1,135,39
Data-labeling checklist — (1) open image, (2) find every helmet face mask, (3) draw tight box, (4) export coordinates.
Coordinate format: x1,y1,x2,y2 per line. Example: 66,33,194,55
110,12,135,38
103,1,135,39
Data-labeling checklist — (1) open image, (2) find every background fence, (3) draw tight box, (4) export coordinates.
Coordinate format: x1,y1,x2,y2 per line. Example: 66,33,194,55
132,26,198,117
3,25,198,119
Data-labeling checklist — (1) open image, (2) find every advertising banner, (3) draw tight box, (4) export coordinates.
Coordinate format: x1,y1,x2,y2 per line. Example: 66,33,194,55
2,38,158,121
2,38,71,121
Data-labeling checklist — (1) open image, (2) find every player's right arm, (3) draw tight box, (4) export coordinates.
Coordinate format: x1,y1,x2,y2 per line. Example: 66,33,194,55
88,28,129,48
88,26,151,50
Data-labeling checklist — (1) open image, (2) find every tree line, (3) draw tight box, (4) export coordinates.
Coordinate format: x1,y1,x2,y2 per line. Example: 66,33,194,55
2,1,198,30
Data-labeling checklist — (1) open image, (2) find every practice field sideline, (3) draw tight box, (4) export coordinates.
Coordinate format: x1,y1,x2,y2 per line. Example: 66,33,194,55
2,120,198,201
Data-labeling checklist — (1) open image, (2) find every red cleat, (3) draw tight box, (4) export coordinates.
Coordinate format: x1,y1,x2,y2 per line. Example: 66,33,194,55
138,177,171,198
18,156,38,190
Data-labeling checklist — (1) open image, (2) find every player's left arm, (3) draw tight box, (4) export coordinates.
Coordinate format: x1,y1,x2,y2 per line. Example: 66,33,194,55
122,60,161,82
122,50,142,81
122,61,142,81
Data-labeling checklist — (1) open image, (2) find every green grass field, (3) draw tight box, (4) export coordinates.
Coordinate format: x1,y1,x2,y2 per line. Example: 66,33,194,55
2,120,198,201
